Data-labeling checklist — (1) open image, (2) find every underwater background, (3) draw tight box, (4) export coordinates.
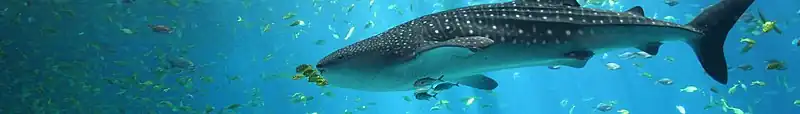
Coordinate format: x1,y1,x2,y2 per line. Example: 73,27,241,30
1,0,799,114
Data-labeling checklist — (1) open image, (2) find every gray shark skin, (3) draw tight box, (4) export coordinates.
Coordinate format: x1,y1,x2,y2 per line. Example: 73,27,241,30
316,0,754,92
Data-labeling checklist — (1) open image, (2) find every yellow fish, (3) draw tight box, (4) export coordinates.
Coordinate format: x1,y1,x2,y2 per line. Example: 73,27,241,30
617,109,630,114
757,9,782,34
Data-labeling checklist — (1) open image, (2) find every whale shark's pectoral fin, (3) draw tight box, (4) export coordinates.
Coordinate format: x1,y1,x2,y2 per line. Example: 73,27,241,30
564,50,594,60
456,74,498,90
409,36,495,60
561,60,588,68
636,42,663,55
561,50,592,68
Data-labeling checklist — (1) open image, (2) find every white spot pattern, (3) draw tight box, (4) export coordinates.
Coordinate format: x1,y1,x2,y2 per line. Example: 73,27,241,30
319,1,700,66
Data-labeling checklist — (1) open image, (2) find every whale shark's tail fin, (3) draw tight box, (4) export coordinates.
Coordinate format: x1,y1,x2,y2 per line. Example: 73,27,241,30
687,0,755,84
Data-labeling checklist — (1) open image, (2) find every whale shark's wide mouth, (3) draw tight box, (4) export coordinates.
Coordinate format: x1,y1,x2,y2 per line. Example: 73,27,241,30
323,71,379,90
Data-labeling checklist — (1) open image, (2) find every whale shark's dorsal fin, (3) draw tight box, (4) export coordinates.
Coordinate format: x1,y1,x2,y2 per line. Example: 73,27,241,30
626,6,645,16
514,0,580,7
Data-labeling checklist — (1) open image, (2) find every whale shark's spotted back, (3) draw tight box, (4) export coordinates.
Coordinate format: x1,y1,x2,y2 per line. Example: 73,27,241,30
318,1,700,68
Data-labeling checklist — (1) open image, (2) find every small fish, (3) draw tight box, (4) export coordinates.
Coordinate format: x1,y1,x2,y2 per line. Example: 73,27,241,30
709,87,719,93
594,103,613,112
548,65,561,70
332,33,340,39
345,4,355,13
641,72,653,79
120,0,136,4
320,91,334,97
414,90,437,101
664,0,679,6
756,9,782,34
632,63,644,68
635,51,653,58
226,104,242,110
116,89,127,95
663,16,678,22
368,0,375,10
797,9,800,15
765,59,787,70
296,64,314,73
200,75,214,83
728,84,739,94
289,20,306,26
387,4,397,10
414,75,444,88
409,2,413,11
680,85,698,93
606,62,621,70
167,56,196,71
205,105,215,114
120,28,135,34
481,104,493,108
403,96,412,102
356,105,368,111
737,64,753,71
750,81,766,87
664,56,676,62
283,12,296,19
560,99,569,107
656,78,674,85
739,37,755,53
676,105,686,114
792,38,800,47
148,24,173,34
432,82,460,92
315,78,329,86
762,21,779,33
315,40,326,45
618,52,637,59
344,26,355,40
463,96,476,106
430,106,441,111
364,20,374,29
262,23,272,33
617,109,630,114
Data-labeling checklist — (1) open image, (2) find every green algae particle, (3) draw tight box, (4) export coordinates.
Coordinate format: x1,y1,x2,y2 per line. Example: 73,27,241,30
226,104,242,110
201,76,214,83
158,101,174,108
794,100,800,106
167,0,180,7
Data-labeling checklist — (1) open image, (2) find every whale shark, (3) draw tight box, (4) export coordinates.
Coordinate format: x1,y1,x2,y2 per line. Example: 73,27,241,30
316,0,755,91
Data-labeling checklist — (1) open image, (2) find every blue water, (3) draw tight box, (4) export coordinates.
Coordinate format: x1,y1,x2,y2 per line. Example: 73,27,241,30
1,0,798,114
